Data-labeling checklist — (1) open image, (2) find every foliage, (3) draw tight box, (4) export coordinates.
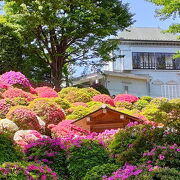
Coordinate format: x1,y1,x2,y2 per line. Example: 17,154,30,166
35,86,58,98
91,83,110,95
9,97,29,106
3,0,133,88
0,162,58,180
24,137,67,179
109,125,180,164
2,88,34,101
92,94,114,106
67,140,111,180
83,163,118,180
29,98,65,125
114,94,139,104
72,102,88,107
115,101,133,110
0,119,19,134
134,99,149,110
51,97,71,110
0,99,12,118
140,96,153,102
0,133,23,165
6,106,41,131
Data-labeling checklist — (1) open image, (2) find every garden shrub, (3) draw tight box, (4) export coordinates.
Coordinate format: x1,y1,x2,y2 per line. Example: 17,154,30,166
58,87,79,99
72,102,88,107
24,137,67,179
52,97,71,110
92,94,114,106
0,99,12,119
0,71,31,88
134,99,149,110
114,94,139,104
83,163,118,180
35,86,58,98
149,97,169,107
29,98,65,125
79,87,100,98
0,119,19,133
0,162,58,180
10,97,29,106
131,167,180,180
109,125,179,165
0,133,23,164
115,101,133,109
0,79,9,90
91,83,110,95
67,140,111,180
2,88,34,101
140,96,153,102
6,106,41,131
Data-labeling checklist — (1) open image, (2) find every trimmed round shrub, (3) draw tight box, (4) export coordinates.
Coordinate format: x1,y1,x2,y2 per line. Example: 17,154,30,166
131,167,180,180
114,94,139,104
29,98,65,125
92,94,114,106
0,162,58,180
35,86,58,98
79,87,101,98
52,97,71,110
140,96,153,102
0,119,19,133
10,97,29,106
0,71,31,88
134,99,149,110
0,133,23,164
6,106,41,131
83,163,118,180
24,137,67,179
67,140,111,180
2,88,34,101
150,97,169,106
58,87,79,99
115,101,133,109
0,99,12,119
72,102,88,107
0,79,10,89
91,83,110,95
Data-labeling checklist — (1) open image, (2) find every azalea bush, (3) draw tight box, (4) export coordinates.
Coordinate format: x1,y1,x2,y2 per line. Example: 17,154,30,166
92,94,114,106
35,86,58,98
29,98,65,125
0,99,12,118
24,137,67,179
0,162,58,180
114,94,139,104
6,106,41,131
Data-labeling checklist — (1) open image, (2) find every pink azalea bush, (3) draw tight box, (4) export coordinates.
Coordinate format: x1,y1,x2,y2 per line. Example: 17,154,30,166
0,71,31,88
0,80,9,89
0,99,12,118
92,94,114,106
114,94,139,104
35,86,58,98
6,106,41,131
72,102,88,107
2,88,34,101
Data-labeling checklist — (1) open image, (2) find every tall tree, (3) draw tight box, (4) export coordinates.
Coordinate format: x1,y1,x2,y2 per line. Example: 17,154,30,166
3,0,133,88
146,0,180,56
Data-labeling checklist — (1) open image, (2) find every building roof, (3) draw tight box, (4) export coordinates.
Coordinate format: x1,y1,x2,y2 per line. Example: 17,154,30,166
116,27,179,42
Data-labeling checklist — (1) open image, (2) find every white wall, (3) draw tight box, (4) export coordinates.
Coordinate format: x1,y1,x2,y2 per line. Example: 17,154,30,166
106,76,148,97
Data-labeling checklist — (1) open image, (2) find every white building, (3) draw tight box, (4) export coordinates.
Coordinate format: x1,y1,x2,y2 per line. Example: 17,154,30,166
74,27,180,98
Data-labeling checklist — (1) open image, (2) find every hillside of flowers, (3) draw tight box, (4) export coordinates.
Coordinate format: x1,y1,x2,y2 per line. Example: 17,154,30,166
0,71,180,180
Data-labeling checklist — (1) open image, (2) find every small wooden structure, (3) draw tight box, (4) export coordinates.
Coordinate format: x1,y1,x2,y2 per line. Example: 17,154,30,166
72,105,141,133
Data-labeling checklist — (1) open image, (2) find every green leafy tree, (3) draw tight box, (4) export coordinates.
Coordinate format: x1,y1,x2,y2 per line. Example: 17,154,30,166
146,0,180,57
2,0,133,88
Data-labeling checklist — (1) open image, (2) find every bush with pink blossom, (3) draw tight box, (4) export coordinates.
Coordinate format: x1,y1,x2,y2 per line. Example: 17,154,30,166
114,94,139,104
6,106,41,131
0,79,9,90
0,71,31,88
29,98,65,125
35,86,58,98
92,94,114,106
72,102,88,107
2,88,34,101
0,99,12,118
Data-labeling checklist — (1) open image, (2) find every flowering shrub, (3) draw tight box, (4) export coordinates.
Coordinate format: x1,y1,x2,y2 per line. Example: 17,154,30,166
84,163,118,180
6,106,41,131
141,144,180,170
2,88,34,101
29,98,65,125
35,86,58,98
92,94,114,106
24,137,67,178
0,162,58,180
10,97,29,106
0,71,31,88
134,99,149,110
115,101,133,109
51,97,71,110
0,99,12,118
72,102,88,107
114,94,139,104
0,79,9,89
67,140,111,179
49,120,90,138
0,133,23,164
0,119,19,133
140,96,153,102
13,130,44,148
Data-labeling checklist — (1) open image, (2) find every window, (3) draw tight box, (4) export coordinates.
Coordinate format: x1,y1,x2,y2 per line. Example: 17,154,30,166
132,52,180,70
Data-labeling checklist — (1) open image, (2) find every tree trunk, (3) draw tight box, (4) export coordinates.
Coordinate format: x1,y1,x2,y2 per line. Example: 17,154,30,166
50,57,64,90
